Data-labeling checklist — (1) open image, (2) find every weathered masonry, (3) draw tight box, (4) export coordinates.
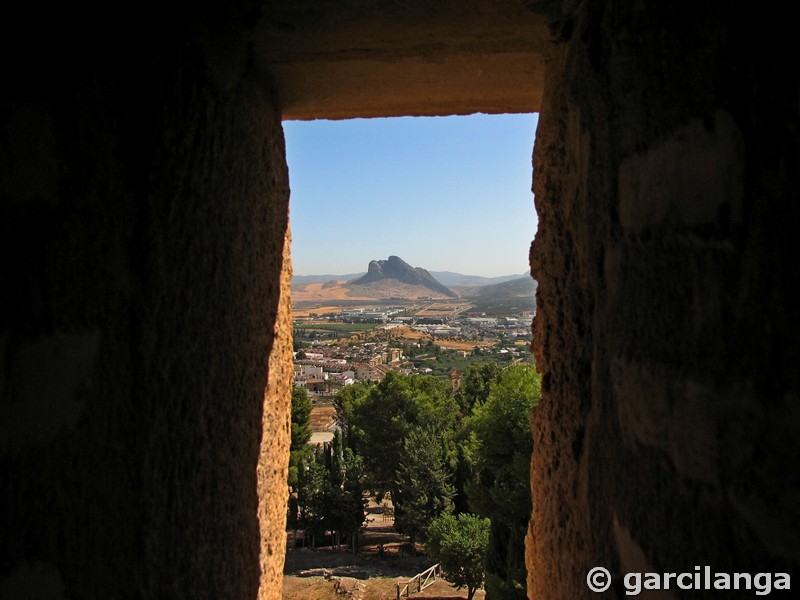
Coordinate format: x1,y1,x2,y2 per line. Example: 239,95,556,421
2,1,798,598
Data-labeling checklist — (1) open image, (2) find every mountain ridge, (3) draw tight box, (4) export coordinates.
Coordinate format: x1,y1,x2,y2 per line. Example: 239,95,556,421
464,275,537,298
293,273,365,285
292,268,528,287
430,270,529,287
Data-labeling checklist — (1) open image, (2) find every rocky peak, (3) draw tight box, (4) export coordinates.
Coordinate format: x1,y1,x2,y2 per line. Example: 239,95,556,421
349,256,458,298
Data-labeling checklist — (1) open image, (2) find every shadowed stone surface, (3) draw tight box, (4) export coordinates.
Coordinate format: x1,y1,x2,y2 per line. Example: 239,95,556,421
2,5,292,598
256,0,549,120
528,1,800,597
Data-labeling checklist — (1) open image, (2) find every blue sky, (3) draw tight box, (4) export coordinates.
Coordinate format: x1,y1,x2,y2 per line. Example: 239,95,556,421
283,113,539,278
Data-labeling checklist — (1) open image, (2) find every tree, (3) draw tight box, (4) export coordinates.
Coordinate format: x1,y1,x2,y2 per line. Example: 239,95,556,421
466,363,541,600
394,426,456,546
292,434,366,551
321,430,367,551
293,448,328,546
341,372,458,498
426,512,490,600
333,380,372,445
452,362,503,513
455,362,503,416
291,386,313,448
338,446,367,553
288,386,314,488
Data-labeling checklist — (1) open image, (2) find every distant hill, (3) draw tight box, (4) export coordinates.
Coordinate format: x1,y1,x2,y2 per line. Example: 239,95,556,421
348,256,458,298
293,273,365,285
467,275,537,299
429,271,529,287
293,268,527,288
462,275,538,315
290,263,532,303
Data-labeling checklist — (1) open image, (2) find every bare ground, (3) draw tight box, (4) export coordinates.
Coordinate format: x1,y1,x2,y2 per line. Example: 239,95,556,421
310,404,337,431
282,502,485,600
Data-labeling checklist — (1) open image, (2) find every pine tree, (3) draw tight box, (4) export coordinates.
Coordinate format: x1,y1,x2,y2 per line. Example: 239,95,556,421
466,363,541,600
288,386,314,489
322,430,366,550
394,426,456,546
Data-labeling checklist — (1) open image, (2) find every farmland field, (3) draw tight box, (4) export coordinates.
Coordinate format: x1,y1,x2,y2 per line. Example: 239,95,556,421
294,323,381,340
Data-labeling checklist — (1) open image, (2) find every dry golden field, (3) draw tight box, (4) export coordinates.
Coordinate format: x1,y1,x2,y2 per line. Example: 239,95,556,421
292,281,377,302
292,305,348,318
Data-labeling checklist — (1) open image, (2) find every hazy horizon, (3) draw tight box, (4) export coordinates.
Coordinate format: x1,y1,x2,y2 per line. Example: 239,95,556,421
284,113,539,278
292,259,530,279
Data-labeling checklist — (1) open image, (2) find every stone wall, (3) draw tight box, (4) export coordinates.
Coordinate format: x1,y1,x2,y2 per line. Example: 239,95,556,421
1,7,292,598
3,1,799,599
529,1,800,597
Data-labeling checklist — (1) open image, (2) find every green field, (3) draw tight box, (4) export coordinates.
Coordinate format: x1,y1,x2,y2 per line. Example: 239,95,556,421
293,323,380,339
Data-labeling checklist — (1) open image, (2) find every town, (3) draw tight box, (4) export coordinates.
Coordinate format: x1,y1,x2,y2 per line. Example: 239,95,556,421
292,299,535,396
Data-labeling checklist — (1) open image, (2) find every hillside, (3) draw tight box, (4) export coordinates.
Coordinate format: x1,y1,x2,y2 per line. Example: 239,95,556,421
463,276,537,315
466,275,537,299
293,273,365,285
290,263,534,303
429,270,529,287
292,267,526,290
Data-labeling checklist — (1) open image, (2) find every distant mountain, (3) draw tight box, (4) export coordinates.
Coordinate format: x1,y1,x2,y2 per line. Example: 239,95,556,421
430,270,530,287
293,268,527,287
467,275,537,298
290,264,536,305
293,273,365,285
463,276,538,315
348,256,458,298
